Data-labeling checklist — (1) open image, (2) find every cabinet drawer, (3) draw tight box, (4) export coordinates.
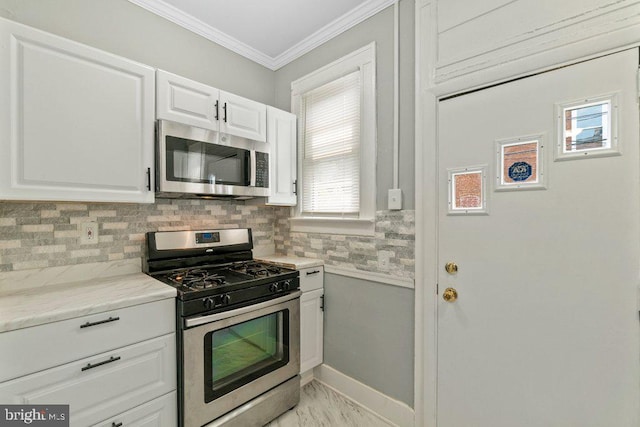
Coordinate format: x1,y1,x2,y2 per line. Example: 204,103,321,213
0,298,175,382
299,266,324,292
93,391,177,427
0,333,176,427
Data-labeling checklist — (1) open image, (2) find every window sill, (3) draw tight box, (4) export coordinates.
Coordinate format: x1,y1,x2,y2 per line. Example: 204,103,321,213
289,216,375,236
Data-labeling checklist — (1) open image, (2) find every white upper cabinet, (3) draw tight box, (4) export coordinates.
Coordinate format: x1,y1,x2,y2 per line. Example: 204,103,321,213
156,69,219,130
220,91,267,141
157,70,267,142
0,18,155,203
266,107,297,206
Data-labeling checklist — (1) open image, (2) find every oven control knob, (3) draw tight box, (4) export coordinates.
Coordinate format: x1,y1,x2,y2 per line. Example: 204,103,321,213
283,280,291,290
203,297,215,310
269,283,279,293
222,294,231,305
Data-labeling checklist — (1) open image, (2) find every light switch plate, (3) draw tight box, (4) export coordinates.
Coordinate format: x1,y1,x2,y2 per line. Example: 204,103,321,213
388,188,402,210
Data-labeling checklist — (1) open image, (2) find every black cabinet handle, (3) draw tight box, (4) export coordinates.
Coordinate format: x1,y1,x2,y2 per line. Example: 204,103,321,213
320,295,325,311
146,167,151,191
223,102,227,123
112,423,123,427
214,100,219,120
293,179,297,195
80,316,120,329
306,270,320,276
81,356,121,372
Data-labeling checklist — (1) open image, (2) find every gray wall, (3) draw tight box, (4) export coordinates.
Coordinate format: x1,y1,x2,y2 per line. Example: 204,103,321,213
0,0,275,104
273,0,415,210
324,273,414,406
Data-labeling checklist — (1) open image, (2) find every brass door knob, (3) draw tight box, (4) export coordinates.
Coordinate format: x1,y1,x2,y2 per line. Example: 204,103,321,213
443,288,458,302
445,262,458,274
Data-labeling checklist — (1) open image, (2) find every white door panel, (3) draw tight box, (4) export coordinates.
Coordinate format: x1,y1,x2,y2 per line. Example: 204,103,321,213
437,49,640,427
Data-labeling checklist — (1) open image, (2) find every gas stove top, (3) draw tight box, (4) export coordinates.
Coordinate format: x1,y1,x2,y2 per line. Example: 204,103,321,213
152,261,297,300
143,229,300,316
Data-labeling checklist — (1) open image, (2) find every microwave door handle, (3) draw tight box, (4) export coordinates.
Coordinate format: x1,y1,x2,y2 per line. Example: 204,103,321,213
249,150,256,186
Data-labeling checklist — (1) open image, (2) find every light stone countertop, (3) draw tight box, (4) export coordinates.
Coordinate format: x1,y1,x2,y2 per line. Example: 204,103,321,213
255,255,324,270
0,260,175,333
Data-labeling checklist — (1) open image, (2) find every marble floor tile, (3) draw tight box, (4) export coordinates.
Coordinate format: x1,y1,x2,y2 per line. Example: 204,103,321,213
265,381,394,427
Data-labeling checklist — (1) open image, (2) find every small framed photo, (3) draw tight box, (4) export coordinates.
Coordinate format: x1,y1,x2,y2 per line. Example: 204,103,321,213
447,165,488,215
495,135,546,191
555,93,619,161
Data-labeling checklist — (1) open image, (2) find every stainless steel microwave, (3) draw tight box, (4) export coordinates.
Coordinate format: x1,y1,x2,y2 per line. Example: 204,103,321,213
156,120,269,199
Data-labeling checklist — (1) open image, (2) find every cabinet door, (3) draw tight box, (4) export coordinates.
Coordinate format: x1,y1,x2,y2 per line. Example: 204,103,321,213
219,91,266,142
93,391,177,427
156,69,219,131
0,18,155,203
300,288,324,373
266,107,297,206
0,334,176,427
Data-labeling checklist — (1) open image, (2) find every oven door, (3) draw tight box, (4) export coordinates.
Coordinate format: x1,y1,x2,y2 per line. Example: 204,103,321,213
182,292,300,427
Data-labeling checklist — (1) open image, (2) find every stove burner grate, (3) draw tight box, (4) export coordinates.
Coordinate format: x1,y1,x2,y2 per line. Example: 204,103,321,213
229,261,284,277
168,268,226,290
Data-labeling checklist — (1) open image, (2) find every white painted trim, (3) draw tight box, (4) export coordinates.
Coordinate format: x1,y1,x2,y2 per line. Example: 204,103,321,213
127,0,395,70
127,0,273,68
315,364,415,427
415,1,438,427
324,265,415,289
300,369,315,387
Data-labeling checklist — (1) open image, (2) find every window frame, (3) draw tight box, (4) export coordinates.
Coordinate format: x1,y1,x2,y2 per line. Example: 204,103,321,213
290,42,377,236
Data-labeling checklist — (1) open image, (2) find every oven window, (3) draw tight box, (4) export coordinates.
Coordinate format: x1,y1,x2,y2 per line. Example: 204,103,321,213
204,310,289,402
166,136,250,186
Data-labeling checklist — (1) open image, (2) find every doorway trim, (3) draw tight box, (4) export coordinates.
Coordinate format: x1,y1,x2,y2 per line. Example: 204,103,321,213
413,1,640,425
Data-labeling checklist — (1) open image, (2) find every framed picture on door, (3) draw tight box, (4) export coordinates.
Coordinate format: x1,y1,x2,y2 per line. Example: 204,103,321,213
495,135,546,191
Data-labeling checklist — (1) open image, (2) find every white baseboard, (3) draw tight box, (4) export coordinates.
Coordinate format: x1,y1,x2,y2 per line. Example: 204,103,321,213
314,364,415,427
300,369,314,387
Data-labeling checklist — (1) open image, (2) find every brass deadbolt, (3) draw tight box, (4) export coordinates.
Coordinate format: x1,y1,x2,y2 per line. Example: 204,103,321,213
443,288,458,302
445,262,458,274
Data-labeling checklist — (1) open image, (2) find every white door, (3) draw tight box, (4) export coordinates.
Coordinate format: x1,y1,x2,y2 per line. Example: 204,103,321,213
437,49,640,426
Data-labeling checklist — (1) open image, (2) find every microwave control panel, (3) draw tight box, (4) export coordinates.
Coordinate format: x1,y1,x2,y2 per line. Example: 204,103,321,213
255,152,269,188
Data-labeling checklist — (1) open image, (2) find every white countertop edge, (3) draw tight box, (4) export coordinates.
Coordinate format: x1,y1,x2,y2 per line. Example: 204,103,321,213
0,273,176,333
255,255,325,270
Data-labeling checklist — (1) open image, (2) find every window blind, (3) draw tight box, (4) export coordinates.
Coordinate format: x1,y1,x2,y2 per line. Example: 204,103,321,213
300,70,361,214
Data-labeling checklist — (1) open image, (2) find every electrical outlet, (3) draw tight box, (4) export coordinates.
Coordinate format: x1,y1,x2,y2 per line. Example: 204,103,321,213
80,222,99,245
378,251,391,272
388,188,402,210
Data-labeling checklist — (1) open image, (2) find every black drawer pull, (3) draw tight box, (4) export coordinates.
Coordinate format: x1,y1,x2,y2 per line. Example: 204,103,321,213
80,316,120,329
306,270,320,276
112,423,123,427
81,356,121,372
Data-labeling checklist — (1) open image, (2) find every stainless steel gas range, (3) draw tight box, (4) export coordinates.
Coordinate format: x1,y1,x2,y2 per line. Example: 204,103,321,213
143,228,300,427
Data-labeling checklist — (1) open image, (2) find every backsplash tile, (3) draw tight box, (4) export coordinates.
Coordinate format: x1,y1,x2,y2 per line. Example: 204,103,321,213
275,210,415,279
0,200,288,272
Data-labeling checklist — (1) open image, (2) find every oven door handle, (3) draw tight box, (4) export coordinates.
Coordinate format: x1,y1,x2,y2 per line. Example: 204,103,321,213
185,290,301,328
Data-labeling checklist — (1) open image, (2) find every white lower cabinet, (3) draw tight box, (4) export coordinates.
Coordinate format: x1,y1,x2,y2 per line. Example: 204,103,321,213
298,266,324,374
300,288,324,373
93,391,177,427
0,298,177,427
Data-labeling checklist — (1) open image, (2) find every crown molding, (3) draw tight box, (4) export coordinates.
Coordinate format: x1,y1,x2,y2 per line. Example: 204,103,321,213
128,0,396,70
127,0,274,68
272,0,396,69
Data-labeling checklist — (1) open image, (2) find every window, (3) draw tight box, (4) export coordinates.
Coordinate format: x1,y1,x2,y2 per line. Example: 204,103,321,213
555,94,619,160
290,43,376,235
